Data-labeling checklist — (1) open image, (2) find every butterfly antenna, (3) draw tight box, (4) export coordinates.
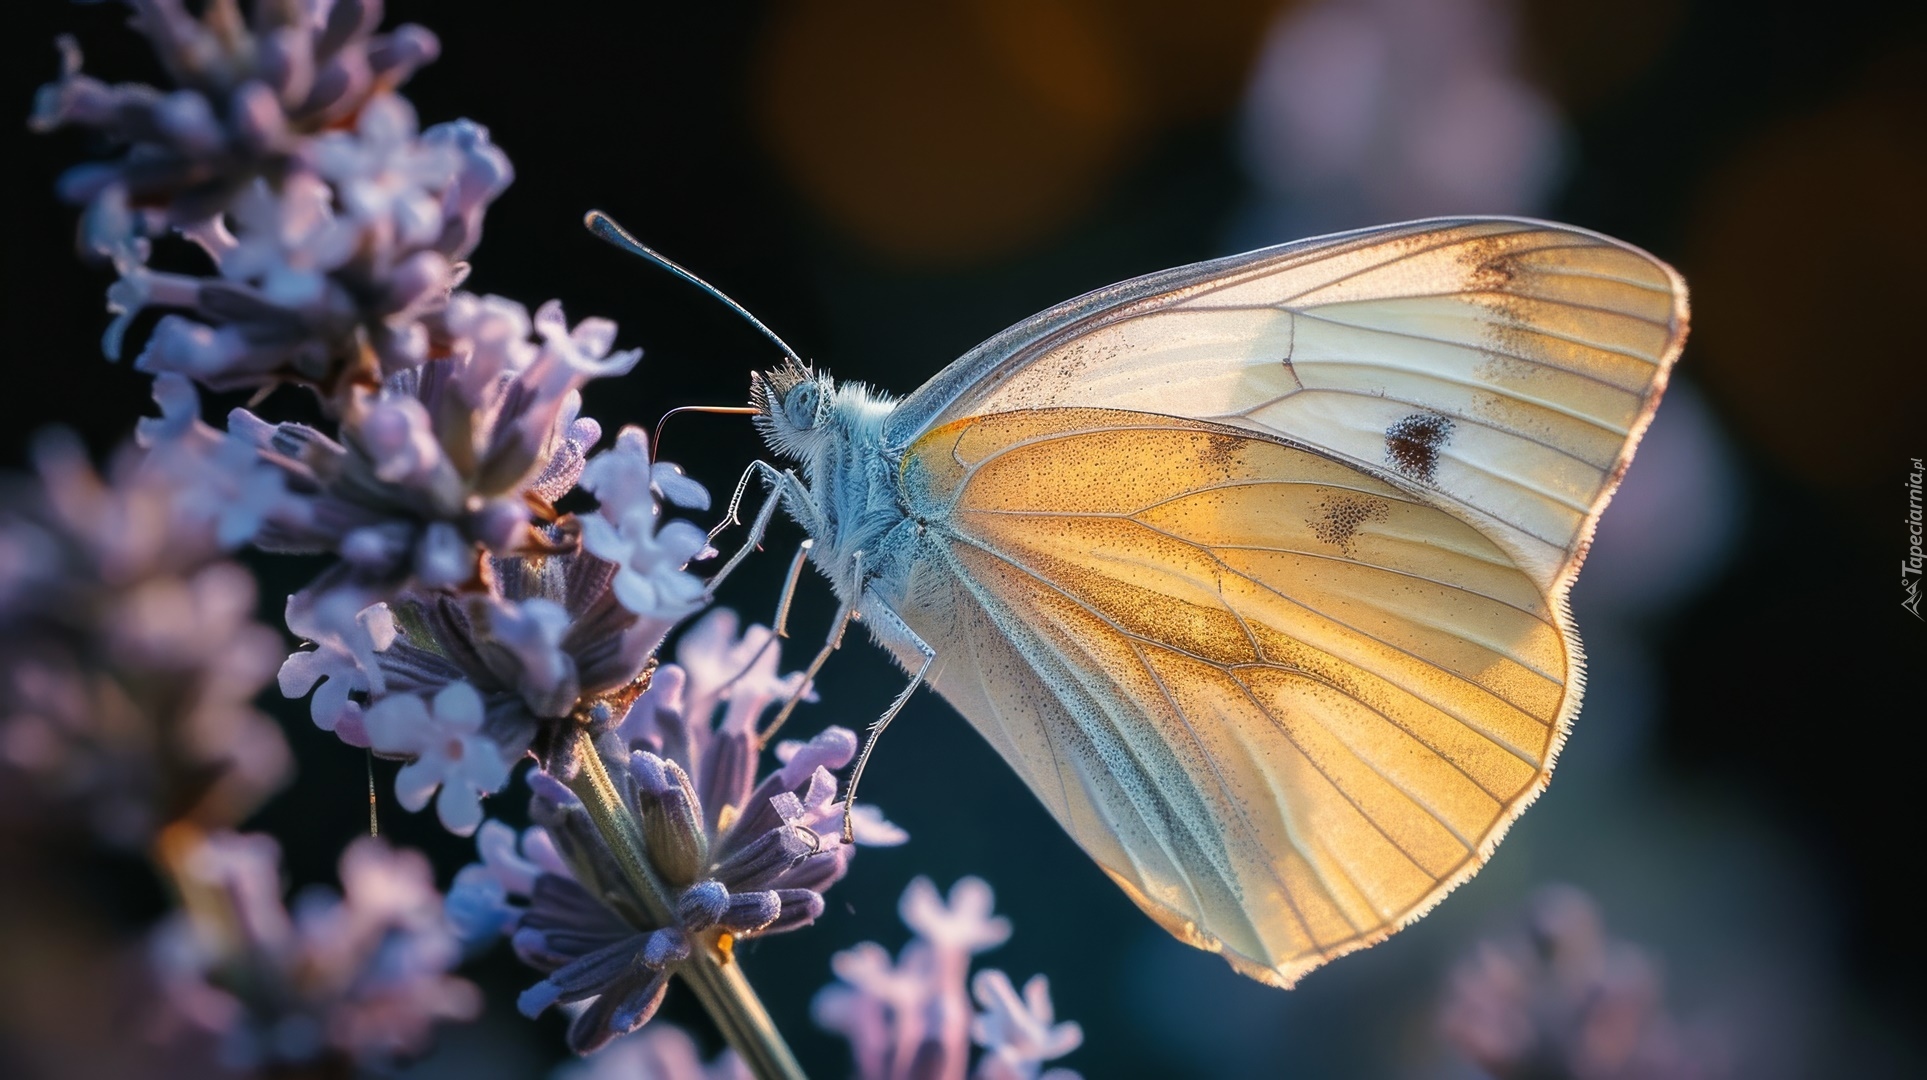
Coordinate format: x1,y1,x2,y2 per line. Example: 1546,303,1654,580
585,210,805,365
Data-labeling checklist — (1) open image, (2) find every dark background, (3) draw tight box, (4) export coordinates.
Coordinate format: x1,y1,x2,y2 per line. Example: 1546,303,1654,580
4,1,1923,1077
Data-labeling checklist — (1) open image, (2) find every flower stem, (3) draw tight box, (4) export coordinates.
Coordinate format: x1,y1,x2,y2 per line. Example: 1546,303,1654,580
565,730,806,1080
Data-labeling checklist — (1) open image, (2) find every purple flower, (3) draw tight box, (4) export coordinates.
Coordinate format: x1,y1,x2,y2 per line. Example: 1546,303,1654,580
813,879,1086,1080
276,583,395,747
134,376,296,551
901,877,1013,956
362,681,514,836
33,1,514,402
31,1,439,245
446,819,568,945
0,432,289,848
311,95,464,256
970,971,1083,1080
453,613,901,1054
151,831,481,1071
814,877,1081,1080
31,1,494,392
494,757,827,1054
1438,885,1728,1080
275,428,714,813
578,426,712,632
288,538,680,781
234,297,637,596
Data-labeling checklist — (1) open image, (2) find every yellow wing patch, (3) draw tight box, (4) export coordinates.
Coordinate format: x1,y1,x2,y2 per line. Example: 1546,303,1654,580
901,408,1574,985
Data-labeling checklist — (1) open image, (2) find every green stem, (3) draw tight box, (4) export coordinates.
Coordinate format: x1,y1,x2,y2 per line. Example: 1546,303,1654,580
564,730,806,1080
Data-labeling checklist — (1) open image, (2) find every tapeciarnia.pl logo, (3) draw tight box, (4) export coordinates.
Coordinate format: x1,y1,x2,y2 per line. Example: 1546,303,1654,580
1905,457,1924,619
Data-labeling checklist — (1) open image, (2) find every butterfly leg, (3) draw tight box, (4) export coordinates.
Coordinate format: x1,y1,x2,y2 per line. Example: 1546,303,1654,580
840,602,934,844
771,539,814,639
708,459,769,544
758,550,863,746
706,463,814,595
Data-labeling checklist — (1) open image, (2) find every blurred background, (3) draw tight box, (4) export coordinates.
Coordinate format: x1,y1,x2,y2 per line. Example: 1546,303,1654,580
4,0,1922,1076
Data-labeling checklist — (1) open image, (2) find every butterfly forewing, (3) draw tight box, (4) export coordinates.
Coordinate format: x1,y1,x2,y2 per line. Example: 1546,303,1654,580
893,219,1688,592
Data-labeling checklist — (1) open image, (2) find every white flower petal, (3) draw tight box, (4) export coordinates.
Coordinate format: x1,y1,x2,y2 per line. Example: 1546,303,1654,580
393,757,439,812
435,782,485,836
363,694,430,753
432,680,486,732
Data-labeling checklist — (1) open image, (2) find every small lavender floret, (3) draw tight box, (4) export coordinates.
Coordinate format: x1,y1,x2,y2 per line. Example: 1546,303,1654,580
151,831,481,1071
578,426,711,630
970,971,1084,1080
447,819,566,945
276,577,397,747
362,680,513,836
814,877,1083,1080
0,430,289,847
451,613,902,1054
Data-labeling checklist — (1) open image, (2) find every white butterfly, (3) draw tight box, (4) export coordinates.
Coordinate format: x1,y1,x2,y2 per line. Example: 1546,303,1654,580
596,214,1688,988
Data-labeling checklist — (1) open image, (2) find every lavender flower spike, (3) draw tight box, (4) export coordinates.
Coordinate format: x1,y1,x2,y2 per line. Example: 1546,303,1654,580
0,430,289,847
1438,885,1728,1080
292,467,715,790
451,616,900,1054
31,1,516,397
151,831,481,1072
237,295,637,596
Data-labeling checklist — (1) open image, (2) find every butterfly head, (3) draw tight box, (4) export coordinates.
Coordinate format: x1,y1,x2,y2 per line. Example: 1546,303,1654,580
752,358,835,459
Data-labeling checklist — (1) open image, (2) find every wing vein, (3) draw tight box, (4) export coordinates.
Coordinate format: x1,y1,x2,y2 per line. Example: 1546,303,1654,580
939,544,1220,926
1293,306,1666,370
1307,290,1674,330
1230,355,1633,442
1127,639,1335,942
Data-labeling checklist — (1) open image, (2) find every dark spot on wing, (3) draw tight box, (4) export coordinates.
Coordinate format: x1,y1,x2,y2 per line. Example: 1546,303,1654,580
1461,236,1522,292
1385,412,1455,482
1197,432,1242,470
1308,494,1388,557
1456,233,1532,335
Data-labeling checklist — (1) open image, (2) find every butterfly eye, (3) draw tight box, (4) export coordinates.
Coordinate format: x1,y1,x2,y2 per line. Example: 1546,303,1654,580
783,382,822,430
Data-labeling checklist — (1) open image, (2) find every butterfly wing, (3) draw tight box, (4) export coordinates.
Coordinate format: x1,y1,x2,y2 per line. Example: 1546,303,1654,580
884,220,1686,985
888,218,1688,591
896,408,1575,985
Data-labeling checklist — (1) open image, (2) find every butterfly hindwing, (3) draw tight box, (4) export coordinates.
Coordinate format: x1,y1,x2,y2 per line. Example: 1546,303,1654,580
897,409,1573,986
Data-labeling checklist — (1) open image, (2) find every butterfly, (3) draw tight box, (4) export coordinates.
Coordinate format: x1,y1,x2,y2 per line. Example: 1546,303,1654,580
593,213,1688,988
